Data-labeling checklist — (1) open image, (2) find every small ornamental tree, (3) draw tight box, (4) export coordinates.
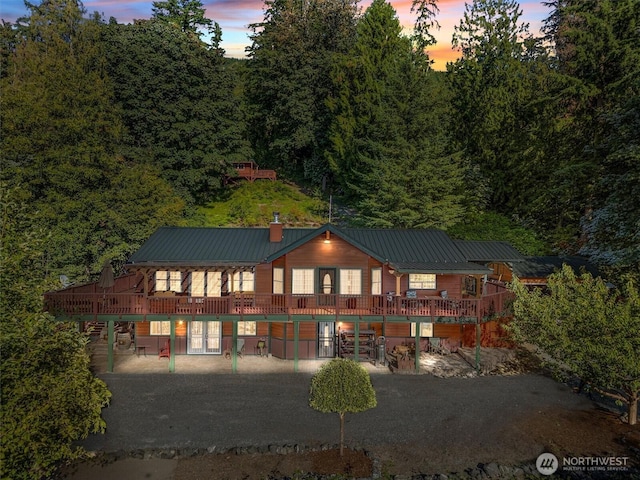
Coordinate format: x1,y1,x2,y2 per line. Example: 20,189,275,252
509,265,640,425
309,358,377,455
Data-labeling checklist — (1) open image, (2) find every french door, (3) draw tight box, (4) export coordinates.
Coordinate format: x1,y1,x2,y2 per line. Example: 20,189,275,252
188,321,221,354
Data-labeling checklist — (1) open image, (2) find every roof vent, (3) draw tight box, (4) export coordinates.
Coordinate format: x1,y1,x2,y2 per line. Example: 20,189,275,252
273,212,280,223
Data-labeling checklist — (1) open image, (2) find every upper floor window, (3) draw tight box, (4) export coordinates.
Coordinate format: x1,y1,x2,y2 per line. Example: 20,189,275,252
292,268,314,294
232,271,255,292
371,268,382,295
156,270,181,292
340,269,362,295
409,273,436,290
273,267,284,294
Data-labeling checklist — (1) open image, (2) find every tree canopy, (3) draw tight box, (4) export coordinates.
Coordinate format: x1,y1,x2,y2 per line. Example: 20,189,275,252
309,358,377,455
0,185,112,479
509,265,640,425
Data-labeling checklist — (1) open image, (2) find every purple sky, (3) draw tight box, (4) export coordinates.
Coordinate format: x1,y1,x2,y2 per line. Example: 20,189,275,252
1,0,550,70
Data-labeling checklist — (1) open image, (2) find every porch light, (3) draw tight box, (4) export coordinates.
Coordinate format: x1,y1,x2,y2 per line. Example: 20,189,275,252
324,230,331,244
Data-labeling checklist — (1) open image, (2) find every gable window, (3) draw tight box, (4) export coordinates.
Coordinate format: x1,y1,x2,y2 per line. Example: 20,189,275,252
340,269,362,295
273,267,284,294
409,273,436,290
156,270,182,292
150,321,171,335
292,268,314,294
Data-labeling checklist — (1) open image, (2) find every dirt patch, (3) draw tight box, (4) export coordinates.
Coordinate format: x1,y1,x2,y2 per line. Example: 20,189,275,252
169,408,640,479
174,448,372,480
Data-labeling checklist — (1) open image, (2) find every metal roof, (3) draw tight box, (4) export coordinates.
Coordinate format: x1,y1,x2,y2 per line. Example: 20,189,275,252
453,240,525,262
126,225,501,274
511,256,601,280
127,227,314,267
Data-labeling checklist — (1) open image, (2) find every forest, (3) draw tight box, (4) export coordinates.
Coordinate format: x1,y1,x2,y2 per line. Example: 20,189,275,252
1,0,639,283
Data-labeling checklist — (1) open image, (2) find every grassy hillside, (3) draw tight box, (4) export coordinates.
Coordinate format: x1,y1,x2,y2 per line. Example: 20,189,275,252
197,181,328,227
195,181,549,256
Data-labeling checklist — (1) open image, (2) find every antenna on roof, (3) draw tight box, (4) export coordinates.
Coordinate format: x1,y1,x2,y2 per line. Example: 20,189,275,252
328,195,332,224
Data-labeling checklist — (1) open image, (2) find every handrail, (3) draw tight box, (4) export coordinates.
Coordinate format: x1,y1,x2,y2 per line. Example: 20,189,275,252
44,291,513,321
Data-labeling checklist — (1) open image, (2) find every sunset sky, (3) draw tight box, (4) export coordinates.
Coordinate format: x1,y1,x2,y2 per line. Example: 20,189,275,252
1,0,550,70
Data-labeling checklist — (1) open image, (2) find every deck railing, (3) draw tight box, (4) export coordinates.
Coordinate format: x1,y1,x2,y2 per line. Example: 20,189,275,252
44,290,512,321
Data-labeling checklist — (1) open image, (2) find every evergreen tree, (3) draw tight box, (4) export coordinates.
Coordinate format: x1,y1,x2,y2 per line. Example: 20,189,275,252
327,0,466,228
102,19,252,203
0,0,185,280
447,0,536,210
151,0,222,51
247,0,359,185
542,0,640,269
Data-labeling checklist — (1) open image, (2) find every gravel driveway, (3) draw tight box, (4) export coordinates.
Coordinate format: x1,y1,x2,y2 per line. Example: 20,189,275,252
81,371,597,473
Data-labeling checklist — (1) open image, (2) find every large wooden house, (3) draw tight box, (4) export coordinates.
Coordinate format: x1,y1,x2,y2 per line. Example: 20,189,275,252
44,220,523,372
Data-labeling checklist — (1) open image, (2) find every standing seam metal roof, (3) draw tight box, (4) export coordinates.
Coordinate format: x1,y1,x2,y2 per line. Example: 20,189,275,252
126,225,499,274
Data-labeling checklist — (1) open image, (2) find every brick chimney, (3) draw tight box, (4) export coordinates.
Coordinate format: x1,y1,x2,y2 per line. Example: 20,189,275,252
269,212,283,242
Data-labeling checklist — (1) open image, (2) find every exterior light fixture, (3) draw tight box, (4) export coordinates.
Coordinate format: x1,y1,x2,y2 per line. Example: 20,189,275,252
324,230,331,244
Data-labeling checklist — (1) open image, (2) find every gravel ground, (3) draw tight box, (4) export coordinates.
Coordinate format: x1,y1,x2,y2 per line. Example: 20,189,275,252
60,368,640,479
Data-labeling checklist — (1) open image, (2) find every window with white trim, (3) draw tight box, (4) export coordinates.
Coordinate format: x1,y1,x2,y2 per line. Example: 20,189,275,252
156,270,182,292
340,269,362,295
273,267,284,294
191,271,205,296
238,321,257,335
292,268,314,294
232,271,255,292
411,322,433,337
150,321,171,335
207,271,222,297
409,273,436,290
371,268,382,295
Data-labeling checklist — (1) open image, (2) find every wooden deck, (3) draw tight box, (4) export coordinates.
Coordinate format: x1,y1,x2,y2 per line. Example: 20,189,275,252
231,162,276,182
44,290,511,322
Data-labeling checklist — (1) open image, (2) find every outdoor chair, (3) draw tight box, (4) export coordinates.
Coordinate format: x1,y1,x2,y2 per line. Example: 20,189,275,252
255,338,267,357
159,339,170,359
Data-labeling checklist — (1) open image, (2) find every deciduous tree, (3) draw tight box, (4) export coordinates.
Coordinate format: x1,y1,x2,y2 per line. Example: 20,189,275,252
509,265,640,425
309,358,377,456
0,185,111,480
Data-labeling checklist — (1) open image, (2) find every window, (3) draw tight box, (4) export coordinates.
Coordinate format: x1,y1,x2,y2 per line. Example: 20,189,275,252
371,268,382,295
150,321,171,335
191,271,205,296
340,269,362,295
409,273,436,290
207,271,222,297
238,321,256,335
411,322,433,337
292,268,314,294
232,271,255,292
156,270,182,292
273,267,284,294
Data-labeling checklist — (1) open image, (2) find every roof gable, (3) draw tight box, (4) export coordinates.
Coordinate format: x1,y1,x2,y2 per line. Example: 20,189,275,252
127,225,501,274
